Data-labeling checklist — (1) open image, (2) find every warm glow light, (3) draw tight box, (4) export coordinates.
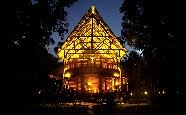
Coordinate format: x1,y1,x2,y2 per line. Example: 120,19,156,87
144,91,148,95
162,90,165,94
90,57,95,63
49,75,54,78
93,88,97,93
115,81,119,86
64,72,71,78
130,93,133,96
91,5,95,13
118,67,121,78
114,73,119,77
112,78,115,90
87,81,92,86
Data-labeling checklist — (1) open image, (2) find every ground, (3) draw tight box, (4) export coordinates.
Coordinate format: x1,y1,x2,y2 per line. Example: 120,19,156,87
19,102,184,115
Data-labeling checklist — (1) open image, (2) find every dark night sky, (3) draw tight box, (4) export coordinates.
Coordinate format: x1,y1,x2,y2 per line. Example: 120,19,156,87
48,0,124,56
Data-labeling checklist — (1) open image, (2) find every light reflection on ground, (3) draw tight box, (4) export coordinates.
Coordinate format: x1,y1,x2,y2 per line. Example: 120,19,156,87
27,102,182,115
39,102,150,108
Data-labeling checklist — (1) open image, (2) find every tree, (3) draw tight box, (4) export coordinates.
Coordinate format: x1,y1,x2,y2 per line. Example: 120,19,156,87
122,51,142,92
4,0,77,111
120,0,183,99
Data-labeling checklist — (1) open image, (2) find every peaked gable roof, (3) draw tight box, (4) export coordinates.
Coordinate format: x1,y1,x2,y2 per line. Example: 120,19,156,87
58,6,126,60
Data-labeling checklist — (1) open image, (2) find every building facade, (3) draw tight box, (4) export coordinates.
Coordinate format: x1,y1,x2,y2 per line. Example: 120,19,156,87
56,6,127,93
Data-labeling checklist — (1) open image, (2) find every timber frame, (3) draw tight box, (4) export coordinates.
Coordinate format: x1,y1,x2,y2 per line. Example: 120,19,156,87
57,6,127,93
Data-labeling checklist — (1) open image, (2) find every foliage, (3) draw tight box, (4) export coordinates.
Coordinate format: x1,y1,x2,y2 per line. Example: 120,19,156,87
4,0,77,108
120,0,183,97
122,51,142,92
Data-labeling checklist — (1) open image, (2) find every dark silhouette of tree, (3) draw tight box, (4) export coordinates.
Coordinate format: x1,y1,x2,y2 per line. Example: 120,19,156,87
4,0,77,112
122,51,142,93
120,0,183,102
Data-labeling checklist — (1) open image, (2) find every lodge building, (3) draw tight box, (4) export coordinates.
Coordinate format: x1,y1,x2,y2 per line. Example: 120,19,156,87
55,6,127,93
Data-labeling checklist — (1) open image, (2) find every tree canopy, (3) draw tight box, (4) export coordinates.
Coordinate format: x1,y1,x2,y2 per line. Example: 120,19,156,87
4,0,77,110
120,0,183,98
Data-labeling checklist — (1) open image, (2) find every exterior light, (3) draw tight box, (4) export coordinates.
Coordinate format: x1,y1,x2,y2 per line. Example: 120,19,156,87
38,90,41,95
64,72,71,78
162,90,165,94
130,93,133,96
87,81,92,86
158,91,161,94
114,73,119,77
144,91,148,95
49,75,54,78
93,89,97,93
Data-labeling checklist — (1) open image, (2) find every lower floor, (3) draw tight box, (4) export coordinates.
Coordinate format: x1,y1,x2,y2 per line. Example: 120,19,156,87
65,73,128,93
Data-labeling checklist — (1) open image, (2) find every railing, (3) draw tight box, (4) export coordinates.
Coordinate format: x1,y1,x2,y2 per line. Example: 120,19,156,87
65,60,119,71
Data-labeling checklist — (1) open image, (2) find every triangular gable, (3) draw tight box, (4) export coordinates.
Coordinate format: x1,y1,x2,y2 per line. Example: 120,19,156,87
58,6,126,61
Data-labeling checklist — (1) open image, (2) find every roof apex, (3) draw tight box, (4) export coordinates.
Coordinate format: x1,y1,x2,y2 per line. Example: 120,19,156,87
90,5,96,13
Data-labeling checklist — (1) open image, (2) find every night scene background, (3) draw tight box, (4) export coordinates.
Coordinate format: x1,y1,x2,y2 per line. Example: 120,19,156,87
4,0,184,114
